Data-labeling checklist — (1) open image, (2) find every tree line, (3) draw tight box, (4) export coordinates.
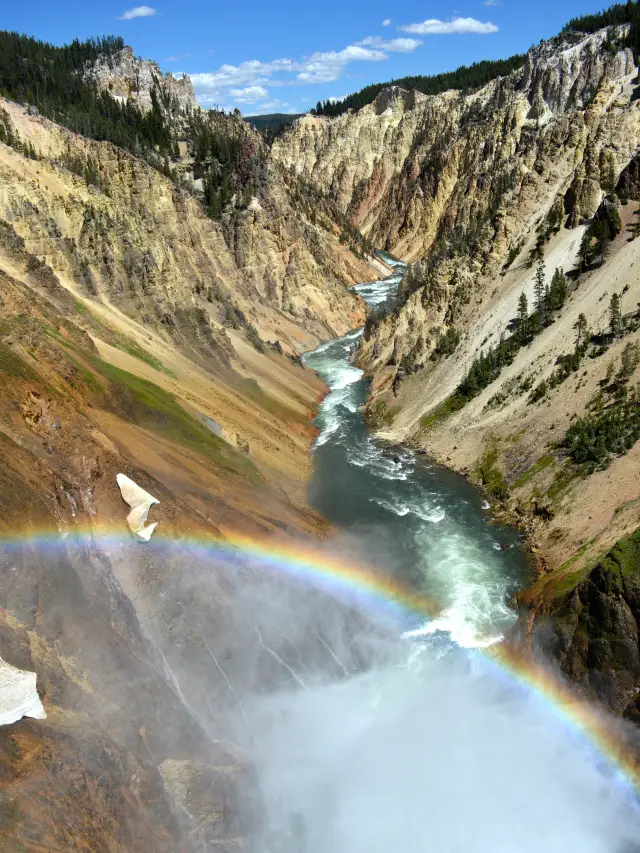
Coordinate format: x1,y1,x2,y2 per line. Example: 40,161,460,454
563,0,640,60
311,55,526,119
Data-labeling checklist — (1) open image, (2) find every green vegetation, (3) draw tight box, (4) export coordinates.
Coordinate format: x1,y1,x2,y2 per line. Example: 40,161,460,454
475,445,509,501
607,526,640,578
0,31,260,222
312,55,526,118
112,336,175,376
514,454,555,488
578,199,622,270
420,394,467,430
314,2,640,122
562,379,640,471
58,151,102,188
563,1,640,62
546,463,581,501
244,113,303,144
454,265,568,403
0,107,38,159
0,33,174,158
70,299,175,375
76,350,260,480
432,326,461,359
244,113,303,131
527,200,564,267
364,399,399,429
237,377,309,427
189,109,252,218
0,341,40,380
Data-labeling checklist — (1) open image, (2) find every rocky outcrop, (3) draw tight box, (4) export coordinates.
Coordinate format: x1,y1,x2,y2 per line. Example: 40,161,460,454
360,28,638,379
0,255,333,850
520,528,640,721
116,473,159,541
0,657,46,725
275,23,640,608
85,45,196,113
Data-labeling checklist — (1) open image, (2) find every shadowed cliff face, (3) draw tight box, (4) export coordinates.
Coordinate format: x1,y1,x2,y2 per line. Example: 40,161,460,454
518,529,640,721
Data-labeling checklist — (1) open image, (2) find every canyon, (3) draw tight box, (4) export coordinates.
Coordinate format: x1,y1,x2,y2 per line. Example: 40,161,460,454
0,12,639,851
274,22,640,710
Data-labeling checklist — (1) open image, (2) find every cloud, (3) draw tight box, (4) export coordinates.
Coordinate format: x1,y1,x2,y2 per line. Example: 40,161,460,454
191,43,391,103
382,18,391,26
399,16,498,35
229,85,269,104
483,0,502,5
165,52,191,62
296,45,387,84
190,31,426,106
356,36,422,52
118,5,156,19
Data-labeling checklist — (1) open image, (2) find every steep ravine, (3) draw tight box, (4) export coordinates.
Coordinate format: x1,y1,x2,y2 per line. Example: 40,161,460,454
274,22,640,717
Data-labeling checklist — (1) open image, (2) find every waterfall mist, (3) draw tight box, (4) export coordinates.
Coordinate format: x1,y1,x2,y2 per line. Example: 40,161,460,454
229,594,640,853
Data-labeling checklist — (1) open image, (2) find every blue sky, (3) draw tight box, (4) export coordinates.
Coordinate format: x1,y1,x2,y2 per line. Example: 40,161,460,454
3,1,617,114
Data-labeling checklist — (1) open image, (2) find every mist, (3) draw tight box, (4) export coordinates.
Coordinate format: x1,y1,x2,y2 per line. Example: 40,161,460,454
235,620,640,853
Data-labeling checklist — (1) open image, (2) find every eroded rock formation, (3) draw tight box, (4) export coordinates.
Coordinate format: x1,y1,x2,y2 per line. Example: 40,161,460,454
0,657,46,726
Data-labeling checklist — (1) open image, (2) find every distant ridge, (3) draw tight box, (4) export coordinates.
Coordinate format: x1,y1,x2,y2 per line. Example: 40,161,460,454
244,112,304,131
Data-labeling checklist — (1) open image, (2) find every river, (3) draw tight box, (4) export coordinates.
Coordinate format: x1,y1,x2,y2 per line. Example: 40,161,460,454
304,258,527,648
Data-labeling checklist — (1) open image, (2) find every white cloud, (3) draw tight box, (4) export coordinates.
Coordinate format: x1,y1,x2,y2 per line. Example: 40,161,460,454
382,18,391,26
191,59,293,93
229,85,269,103
118,5,156,20
399,16,498,35
190,31,427,106
296,45,387,83
356,36,422,52
483,0,502,5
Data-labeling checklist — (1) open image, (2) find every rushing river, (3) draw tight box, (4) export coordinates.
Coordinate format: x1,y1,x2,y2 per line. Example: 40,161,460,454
304,260,527,648
247,261,640,853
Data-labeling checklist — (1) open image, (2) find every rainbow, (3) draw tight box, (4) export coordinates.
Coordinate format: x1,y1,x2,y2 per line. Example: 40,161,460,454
2,524,640,796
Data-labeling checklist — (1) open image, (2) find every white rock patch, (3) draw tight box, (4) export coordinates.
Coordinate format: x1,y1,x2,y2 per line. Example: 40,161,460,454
116,473,160,542
0,657,46,726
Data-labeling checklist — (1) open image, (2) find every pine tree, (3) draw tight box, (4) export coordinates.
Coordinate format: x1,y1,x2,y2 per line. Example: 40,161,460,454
618,341,640,380
574,313,588,351
593,219,612,266
549,267,567,309
609,292,623,337
578,230,595,271
534,263,546,319
517,292,529,342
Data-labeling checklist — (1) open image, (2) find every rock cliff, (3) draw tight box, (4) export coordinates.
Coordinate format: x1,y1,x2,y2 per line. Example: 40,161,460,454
85,44,196,113
274,27,637,264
